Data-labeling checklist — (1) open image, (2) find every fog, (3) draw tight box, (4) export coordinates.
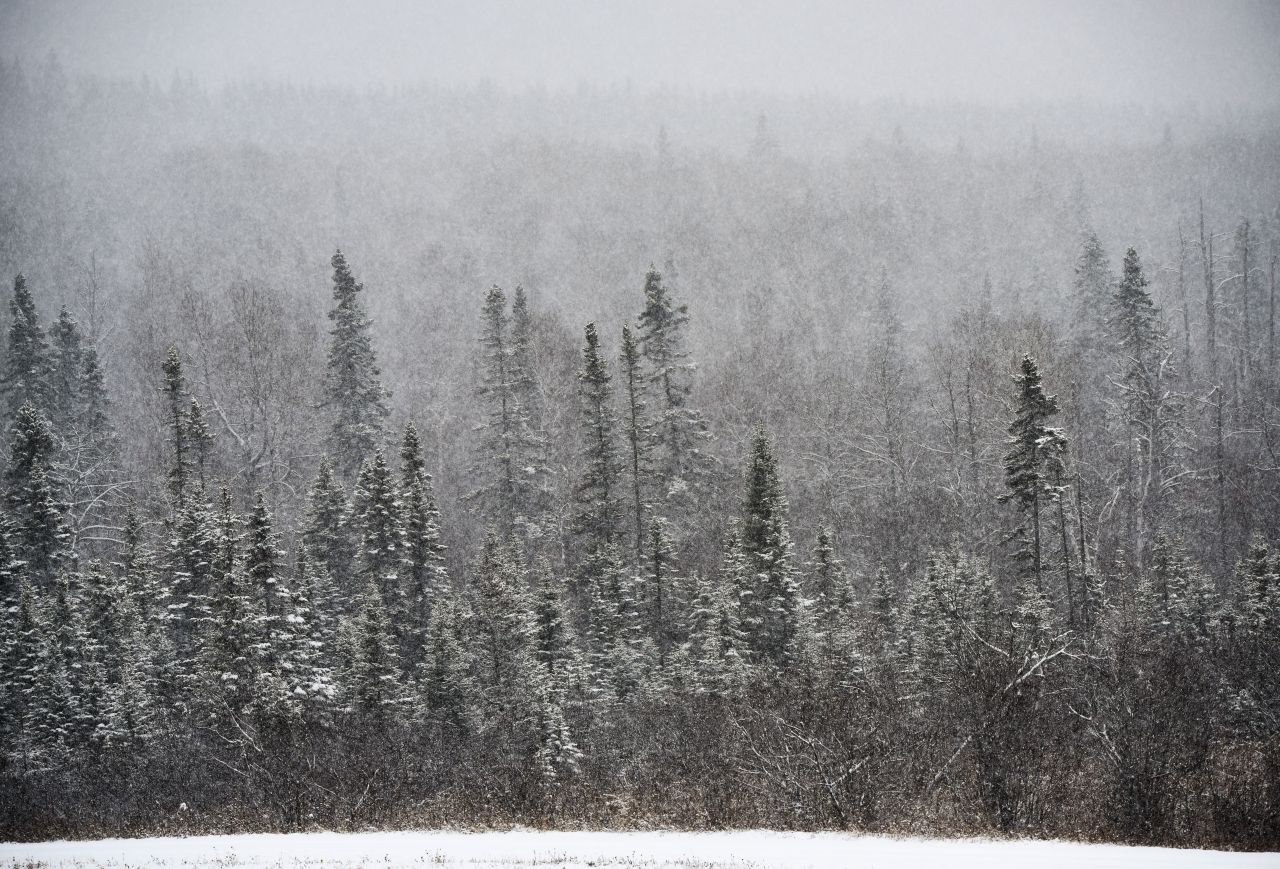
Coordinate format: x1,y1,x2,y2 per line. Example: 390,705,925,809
3,0,1280,105
1,0,1280,854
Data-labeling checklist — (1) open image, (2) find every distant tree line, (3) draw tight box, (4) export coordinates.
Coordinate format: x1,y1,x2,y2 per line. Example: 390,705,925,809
0,233,1277,849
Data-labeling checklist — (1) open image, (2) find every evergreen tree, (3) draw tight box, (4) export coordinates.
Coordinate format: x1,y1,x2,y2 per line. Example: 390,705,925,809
581,542,650,702
160,346,191,508
400,422,447,660
3,274,53,421
303,456,355,601
198,487,259,726
416,587,475,734
5,402,68,586
185,399,215,495
635,267,714,508
999,355,1068,590
292,550,340,708
679,559,749,696
469,286,548,538
508,285,552,518
808,526,857,681
530,557,583,693
351,451,405,616
346,576,404,719
243,493,296,711
48,307,84,434
323,250,390,481
572,322,624,558
1073,232,1113,352
619,323,653,565
641,516,678,671
1110,247,1179,563
464,533,540,716
739,426,801,670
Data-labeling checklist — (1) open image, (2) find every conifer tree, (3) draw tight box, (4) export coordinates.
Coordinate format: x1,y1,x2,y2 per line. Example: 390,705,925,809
160,346,191,508
292,550,340,708
198,487,259,725
808,526,857,680
400,422,447,659
185,399,215,495
323,250,390,481
5,402,68,586
48,307,84,434
509,285,552,512
1073,232,1113,352
999,355,1068,590
466,533,535,706
244,493,294,704
352,451,405,615
303,456,355,601
469,286,548,538
530,557,583,694
346,576,404,719
572,323,624,558
1110,247,1179,564
3,274,53,421
619,324,653,565
416,587,475,734
679,563,749,696
739,426,801,670
642,516,678,671
635,268,714,507
581,543,650,702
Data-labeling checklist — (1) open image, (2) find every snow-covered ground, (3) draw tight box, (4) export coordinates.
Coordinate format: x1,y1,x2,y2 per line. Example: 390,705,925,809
2,830,1276,869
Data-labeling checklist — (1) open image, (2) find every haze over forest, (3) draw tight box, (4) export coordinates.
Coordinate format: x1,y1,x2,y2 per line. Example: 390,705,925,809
0,0,1278,853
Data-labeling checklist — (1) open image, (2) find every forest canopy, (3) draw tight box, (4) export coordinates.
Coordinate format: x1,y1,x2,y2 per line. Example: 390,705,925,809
0,62,1278,848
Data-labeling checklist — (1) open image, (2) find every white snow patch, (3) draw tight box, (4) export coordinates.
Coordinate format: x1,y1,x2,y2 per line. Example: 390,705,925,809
1,829,1273,869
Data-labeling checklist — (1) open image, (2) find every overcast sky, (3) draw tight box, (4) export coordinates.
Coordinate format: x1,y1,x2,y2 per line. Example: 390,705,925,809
2,0,1278,106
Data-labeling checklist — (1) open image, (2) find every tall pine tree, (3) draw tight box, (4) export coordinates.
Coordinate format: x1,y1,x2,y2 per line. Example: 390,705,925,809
323,251,390,481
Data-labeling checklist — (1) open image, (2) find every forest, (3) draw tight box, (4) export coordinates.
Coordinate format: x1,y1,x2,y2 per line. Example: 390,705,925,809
0,58,1278,849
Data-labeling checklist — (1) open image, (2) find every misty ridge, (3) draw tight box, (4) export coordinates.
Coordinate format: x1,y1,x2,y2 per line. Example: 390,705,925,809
0,0,1279,855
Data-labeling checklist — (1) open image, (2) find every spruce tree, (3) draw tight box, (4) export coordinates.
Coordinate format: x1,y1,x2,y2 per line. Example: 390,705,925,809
999,355,1068,591
48,307,84,434
581,543,650,702
642,516,677,671
199,487,258,724
808,526,857,680
244,492,294,702
5,402,68,586
416,587,475,734
185,399,215,495
1110,247,1179,564
509,285,552,515
469,286,548,538
465,533,535,707
572,323,624,559
351,451,405,614
400,422,447,660
619,324,653,565
635,267,714,509
1073,232,1113,353
680,562,749,696
3,274,53,421
346,576,404,719
739,425,801,670
160,346,191,508
323,250,390,481
303,456,355,601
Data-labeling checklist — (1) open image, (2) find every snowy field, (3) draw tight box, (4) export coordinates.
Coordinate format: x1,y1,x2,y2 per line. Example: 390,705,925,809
2,830,1276,869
